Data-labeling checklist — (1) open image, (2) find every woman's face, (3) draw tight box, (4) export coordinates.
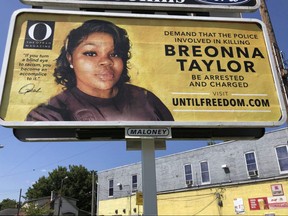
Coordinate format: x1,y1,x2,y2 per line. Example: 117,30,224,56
67,32,124,98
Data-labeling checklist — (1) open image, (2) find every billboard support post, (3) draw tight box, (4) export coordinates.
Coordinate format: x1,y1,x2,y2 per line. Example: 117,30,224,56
141,139,158,216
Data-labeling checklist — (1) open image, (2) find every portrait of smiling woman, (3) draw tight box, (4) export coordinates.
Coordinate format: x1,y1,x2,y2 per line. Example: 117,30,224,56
26,19,174,121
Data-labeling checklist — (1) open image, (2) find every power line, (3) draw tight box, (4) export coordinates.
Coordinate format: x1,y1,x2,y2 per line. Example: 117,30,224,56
5,143,49,175
0,142,108,179
158,193,214,201
191,197,217,216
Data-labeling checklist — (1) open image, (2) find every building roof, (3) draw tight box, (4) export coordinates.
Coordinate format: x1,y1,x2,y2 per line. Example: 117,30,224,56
0,208,18,216
97,127,288,200
98,127,288,174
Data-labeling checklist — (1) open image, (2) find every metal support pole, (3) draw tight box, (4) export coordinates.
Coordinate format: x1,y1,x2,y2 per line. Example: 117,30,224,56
58,176,68,216
57,195,62,216
17,189,22,216
96,182,99,216
141,139,158,216
259,0,288,91
91,171,95,216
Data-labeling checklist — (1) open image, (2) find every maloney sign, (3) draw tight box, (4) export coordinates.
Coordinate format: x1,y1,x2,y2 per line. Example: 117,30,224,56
20,0,260,12
125,127,172,138
0,9,286,128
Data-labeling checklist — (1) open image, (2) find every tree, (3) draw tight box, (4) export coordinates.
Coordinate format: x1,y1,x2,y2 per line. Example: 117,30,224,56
26,165,97,212
0,198,17,210
207,140,216,146
23,203,53,216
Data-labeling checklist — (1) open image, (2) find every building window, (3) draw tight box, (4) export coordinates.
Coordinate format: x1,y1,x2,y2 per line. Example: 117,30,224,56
184,164,193,186
275,145,288,173
132,175,137,192
245,152,258,177
200,161,210,184
108,179,114,197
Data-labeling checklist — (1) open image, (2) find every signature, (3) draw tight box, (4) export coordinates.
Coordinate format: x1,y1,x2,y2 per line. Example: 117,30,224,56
19,83,42,95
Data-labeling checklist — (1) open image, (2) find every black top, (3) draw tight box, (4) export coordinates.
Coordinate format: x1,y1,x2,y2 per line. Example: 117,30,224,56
26,84,174,121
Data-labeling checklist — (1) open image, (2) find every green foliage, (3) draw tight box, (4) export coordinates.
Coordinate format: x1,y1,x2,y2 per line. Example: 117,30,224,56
0,198,17,210
207,140,217,146
23,202,53,216
26,165,97,212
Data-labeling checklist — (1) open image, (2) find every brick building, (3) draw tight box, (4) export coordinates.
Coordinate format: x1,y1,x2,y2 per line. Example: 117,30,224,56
98,127,288,215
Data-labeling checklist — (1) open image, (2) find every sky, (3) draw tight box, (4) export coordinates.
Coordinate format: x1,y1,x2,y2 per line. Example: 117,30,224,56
0,0,288,202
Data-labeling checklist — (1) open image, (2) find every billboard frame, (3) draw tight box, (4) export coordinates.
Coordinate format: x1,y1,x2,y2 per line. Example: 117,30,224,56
20,0,260,13
13,127,265,141
0,9,286,129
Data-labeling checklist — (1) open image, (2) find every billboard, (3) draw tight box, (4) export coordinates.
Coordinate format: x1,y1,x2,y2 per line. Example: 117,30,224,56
20,0,260,12
0,9,286,128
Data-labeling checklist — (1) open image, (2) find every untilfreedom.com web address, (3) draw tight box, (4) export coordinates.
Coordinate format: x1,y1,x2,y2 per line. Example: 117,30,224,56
172,97,269,107
172,95,271,113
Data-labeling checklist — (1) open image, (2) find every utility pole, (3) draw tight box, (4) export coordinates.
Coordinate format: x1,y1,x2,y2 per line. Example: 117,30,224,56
58,176,68,216
91,171,96,216
259,0,288,94
17,189,22,216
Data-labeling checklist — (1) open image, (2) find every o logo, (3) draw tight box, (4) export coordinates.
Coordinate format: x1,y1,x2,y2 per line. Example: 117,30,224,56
28,22,52,41
24,20,55,49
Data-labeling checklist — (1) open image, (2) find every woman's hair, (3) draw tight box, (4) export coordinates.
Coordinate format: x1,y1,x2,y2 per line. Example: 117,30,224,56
53,19,131,89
